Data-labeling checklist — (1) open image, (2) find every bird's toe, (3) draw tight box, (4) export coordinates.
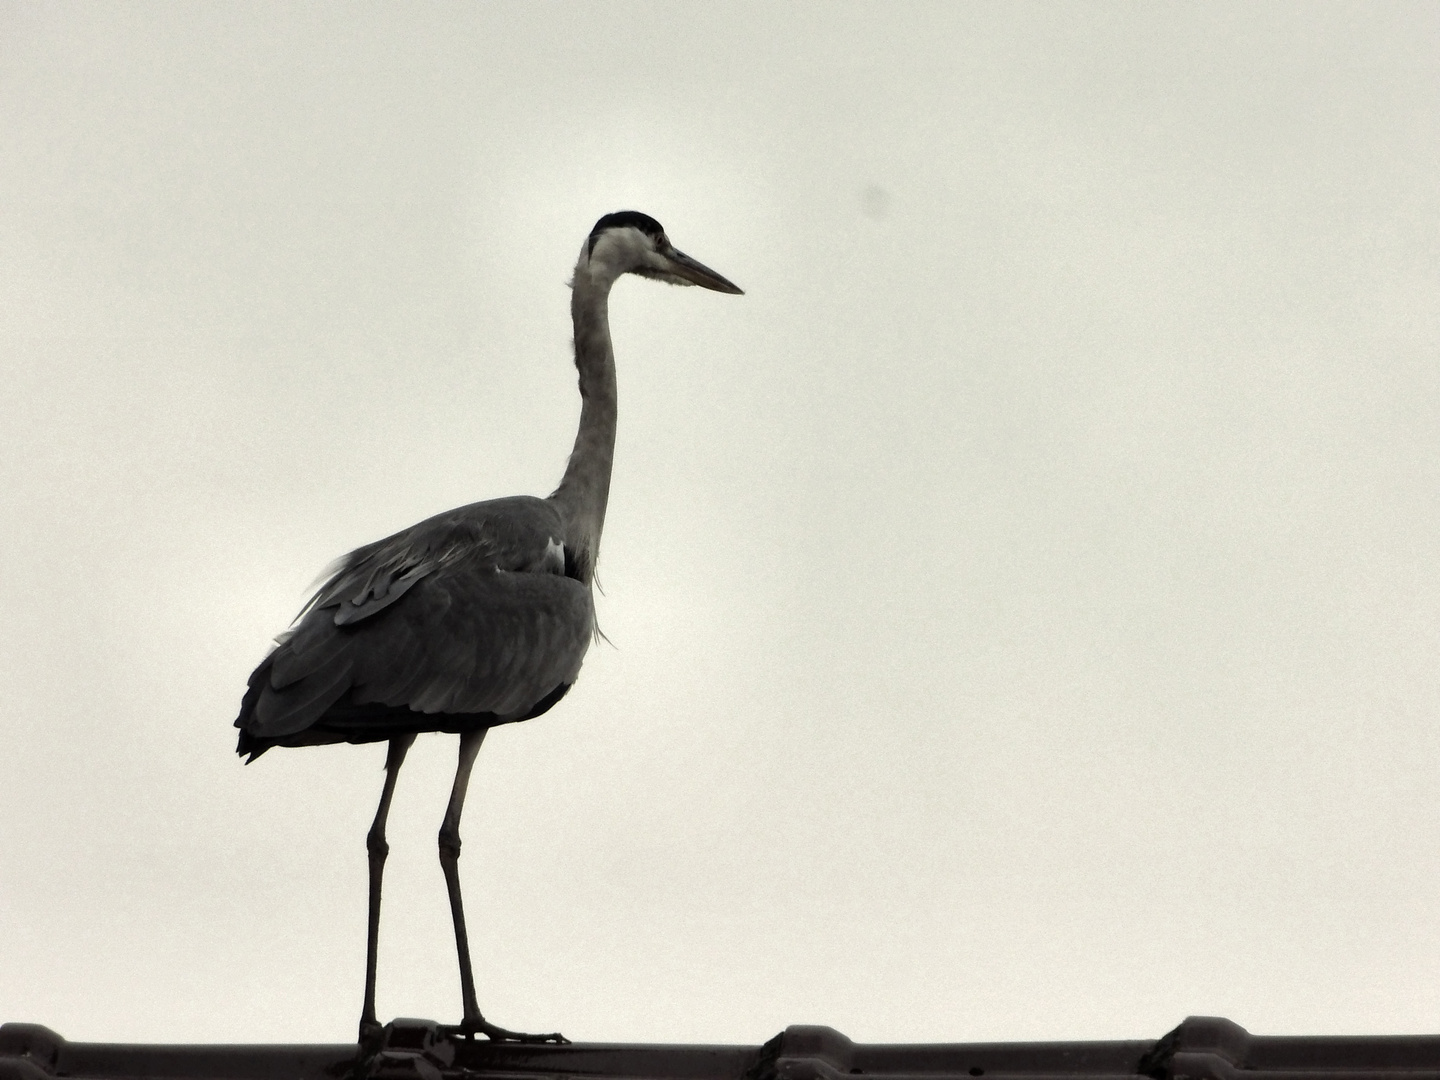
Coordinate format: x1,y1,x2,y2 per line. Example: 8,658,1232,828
444,1020,570,1045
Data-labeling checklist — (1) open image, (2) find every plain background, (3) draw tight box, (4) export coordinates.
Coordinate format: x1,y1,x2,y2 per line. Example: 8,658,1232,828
3,0,1439,1047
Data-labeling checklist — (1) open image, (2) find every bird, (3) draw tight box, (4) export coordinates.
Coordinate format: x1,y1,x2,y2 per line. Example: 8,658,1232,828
234,211,742,1045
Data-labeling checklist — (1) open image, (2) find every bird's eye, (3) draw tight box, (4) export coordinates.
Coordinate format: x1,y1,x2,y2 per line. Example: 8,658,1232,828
656,234,669,248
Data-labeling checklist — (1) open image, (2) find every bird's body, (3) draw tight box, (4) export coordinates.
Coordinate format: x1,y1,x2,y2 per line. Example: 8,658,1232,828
237,495,590,758
233,211,740,1046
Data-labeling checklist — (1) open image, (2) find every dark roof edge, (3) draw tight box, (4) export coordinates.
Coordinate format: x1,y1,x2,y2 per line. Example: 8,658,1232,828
4,1016,1440,1080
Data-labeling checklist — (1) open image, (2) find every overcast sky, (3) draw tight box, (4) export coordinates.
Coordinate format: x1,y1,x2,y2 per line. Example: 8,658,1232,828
3,0,1440,1049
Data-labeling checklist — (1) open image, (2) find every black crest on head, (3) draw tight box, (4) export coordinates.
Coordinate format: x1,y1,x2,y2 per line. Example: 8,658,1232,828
588,210,665,255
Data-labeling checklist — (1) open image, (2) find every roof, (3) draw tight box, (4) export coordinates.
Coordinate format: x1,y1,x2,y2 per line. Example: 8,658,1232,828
3,1016,1439,1080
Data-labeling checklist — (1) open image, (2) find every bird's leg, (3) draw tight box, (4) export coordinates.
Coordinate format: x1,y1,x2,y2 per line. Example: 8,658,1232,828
438,728,567,1044
439,727,486,1029
360,733,416,1045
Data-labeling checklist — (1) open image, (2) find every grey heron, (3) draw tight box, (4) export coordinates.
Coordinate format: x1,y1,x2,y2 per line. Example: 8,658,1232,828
234,212,742,1044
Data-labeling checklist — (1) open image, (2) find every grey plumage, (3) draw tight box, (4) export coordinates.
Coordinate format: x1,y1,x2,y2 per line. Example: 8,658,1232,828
232,212,741,1045
236,497,590,758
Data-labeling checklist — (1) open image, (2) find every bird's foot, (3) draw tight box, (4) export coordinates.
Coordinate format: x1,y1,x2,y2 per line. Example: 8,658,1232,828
442,1018,570,1045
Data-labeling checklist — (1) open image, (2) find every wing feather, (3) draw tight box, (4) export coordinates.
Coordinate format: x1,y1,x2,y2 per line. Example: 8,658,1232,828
252,655,355,736
269,617,351,690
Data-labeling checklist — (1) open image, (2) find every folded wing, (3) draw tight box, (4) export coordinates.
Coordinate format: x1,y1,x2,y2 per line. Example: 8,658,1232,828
236,496,592,756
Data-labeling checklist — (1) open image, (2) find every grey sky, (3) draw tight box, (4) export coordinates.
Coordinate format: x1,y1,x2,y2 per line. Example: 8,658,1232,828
3,0,1439,1048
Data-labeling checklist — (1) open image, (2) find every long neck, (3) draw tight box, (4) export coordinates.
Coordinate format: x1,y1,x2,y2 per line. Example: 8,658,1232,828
549,271,617,585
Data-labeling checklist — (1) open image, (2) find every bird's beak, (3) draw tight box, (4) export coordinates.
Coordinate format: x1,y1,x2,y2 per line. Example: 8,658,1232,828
663,248,744,294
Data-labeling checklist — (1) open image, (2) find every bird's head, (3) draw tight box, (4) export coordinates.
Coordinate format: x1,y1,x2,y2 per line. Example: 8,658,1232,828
576,211,743,294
